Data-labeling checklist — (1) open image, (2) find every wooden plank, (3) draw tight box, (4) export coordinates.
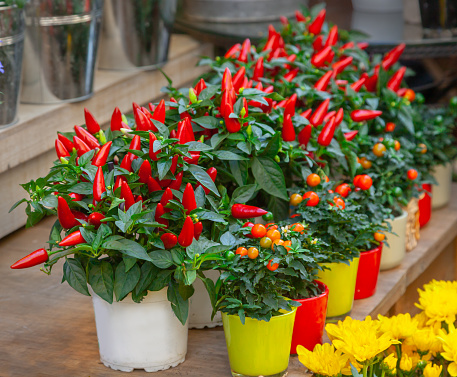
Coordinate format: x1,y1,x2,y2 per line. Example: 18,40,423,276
0,35,212,175
1,186,457,376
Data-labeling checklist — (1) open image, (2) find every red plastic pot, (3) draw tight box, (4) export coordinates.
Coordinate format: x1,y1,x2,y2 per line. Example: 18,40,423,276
419,184,432,228
354,243,383,300
290,281,329,354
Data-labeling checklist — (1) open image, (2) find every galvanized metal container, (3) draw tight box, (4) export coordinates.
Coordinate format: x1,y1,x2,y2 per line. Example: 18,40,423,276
20,0,103,104
181,0,307,23
98,0,177,71
0,3,25,128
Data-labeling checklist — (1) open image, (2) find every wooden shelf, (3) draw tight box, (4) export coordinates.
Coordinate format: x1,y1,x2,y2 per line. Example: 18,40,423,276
1,185,457,376
0,35,213,240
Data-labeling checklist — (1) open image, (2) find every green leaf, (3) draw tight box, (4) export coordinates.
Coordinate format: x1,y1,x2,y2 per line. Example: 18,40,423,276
123,256,137,272
261,133,281,158
114,261,141,301
149,250,174,268
63,259,90,296
102,238,153,262
135,262,160,295
220,231,236,246
213,150,249,160
70,182,93,195
231,184,257,204
88,261,114,304
251,157,288,201
188,165,219,196
168,281,189,325
39,195,58,208
157,159,172,180
186,141,213,152
9,198,27,213
192,116,219,129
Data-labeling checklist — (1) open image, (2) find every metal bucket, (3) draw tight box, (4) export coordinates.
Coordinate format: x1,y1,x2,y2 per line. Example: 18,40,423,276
98,0,177,71
20,0,103,104
0,3,25,128
181,0,307,23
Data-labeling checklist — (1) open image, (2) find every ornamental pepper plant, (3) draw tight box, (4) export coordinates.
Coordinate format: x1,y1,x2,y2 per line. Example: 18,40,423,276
9,105,246,325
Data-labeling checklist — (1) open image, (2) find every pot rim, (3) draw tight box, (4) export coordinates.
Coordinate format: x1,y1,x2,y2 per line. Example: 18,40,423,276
293,280,329,304
360,243,383,255
221,305,297,322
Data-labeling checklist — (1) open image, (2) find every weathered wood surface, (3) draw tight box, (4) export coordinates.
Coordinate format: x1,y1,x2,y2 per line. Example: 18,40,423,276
1,186,456,376
0,35,213,240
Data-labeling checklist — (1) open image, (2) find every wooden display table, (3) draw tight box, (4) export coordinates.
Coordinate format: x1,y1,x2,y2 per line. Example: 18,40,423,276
1,186,456,376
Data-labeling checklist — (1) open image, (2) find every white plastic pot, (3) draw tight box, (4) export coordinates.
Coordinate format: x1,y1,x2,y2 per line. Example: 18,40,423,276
432,163,453,209
380,210,408,271
91,288,188,372
189,270,222,329
352,0,403,13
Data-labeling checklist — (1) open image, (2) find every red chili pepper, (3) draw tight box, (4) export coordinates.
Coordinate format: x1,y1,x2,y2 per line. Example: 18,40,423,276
111,107,123,131
55,139,70,159
132,102,140,115
120,154,132,172
155,203,168,227
314,70,333,91
262,33,277,52
301,109,312,119
238,39,251,63
182,183,197,215
69,193,84,201
129,135,141,154
170,155,179,175
382,43,405,70
194,221,203,240
344,130,358,141
160,187,174,212
84,108,101,134
241,97,249,127
11,248,49,269
177,117,195,144
120,121,131,131
325,25,339,47
146,177,161,193
283,68,299,82
282,114,296,142
364,71,379,92
161,233,178,249
58,196,79,229
308,8,326,34
284,54,297,70
178,216,194,247
194,79,207,96
317,117,337,146
121,181,135,210
92,141,112,167
93,167,106,203
351,110,382,122
295,10,306,22
233,66,246,92
280,15,289,25
197,167,217,194
309,98,330,127
59,230,86,247
334,108,344,126
73,136,91,157
168,172,183,190
231,204,268,219
313,35,324,52
135,195,143,203
350,77,366,92
138,160,152,184
252,57,264,81
311,46,333,68
88,212,105,229
298,124,312,147
386,66,406,92
114,176,126,192
58,134,75,154
332,56,353,77
284,93,297,119
151,99,165,130
324,111,336,122
135,109,151,131
225,43,241,59
340,41,355,51
74,125,100,149
149,132,160,161
224,102,241,133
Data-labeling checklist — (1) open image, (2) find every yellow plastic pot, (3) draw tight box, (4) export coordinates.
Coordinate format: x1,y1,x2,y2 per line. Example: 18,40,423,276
222,308,297,377
317,258,360,318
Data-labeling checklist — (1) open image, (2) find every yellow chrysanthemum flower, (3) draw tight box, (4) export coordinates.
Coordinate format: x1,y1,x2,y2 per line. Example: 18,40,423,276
326,316,380,342
297,343,350,377
424,363,443,377
414,311,429,329
399,353,414,371
437,324,457,376
415,280,457,326
382,353,397,375
405,328,442,356
378,313,419,340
